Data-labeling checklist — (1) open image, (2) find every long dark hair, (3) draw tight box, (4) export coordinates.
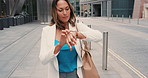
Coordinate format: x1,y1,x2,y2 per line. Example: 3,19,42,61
49,0,76,30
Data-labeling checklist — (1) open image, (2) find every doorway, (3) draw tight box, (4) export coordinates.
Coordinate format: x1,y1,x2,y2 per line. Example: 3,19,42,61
93,4,101,17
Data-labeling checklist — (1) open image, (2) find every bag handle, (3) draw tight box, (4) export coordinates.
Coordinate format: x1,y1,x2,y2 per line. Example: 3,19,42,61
75,24,82,48
75,23,83,57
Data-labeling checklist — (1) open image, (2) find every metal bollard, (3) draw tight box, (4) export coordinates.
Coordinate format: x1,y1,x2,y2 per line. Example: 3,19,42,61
112,15,113,20
87,25,91,50
137,18,139,24
102,31,108,70
77,19,79,23
122,15,124,23
129,15,131,23
116,15,118,21
88,25,91,28
108,16,109,21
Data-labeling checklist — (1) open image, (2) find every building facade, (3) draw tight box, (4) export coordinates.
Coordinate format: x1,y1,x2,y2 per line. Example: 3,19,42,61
80,0,112,17
1,0,148,25
70,0,80,16
144,1,148,18
80,0,135,17
112,0,134,17
133,0,148,18
0,0,37,19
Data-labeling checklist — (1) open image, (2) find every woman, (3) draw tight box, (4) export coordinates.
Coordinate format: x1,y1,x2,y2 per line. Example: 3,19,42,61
39,0,102,78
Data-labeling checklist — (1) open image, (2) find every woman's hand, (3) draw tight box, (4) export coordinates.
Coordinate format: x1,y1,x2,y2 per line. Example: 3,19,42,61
59,29,77,51
59,30,68,46
66,30,77,51
54,30,68,54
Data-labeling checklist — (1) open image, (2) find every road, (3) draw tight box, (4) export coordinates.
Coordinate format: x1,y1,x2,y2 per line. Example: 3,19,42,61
78,17,148,78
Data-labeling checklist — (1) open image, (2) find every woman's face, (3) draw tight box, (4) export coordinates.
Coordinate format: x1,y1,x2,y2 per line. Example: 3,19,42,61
56,0,71,24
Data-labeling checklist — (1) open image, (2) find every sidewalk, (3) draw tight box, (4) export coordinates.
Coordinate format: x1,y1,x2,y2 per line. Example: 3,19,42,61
100,17,148,26
0,20,133,78
91,41,133,78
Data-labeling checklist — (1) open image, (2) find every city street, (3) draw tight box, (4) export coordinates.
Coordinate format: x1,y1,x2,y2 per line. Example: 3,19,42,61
78,17,148,78
0,17,148,78
1,0,148,78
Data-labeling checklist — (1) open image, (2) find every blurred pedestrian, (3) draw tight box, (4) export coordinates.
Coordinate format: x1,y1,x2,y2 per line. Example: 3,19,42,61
39,0,102,78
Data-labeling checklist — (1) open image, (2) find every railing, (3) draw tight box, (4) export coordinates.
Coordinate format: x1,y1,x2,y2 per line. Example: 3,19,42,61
107,15,148,26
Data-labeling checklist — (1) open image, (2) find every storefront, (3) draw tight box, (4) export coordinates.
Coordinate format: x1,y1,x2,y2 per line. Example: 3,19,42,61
80,0,111,17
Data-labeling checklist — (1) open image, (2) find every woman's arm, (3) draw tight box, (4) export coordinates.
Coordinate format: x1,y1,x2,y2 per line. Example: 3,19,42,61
39,28,58,65
53,43,62,54
77,22,102,42
76,31,86,39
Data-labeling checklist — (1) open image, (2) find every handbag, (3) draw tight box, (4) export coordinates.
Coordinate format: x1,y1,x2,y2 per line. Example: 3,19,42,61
76,24,100,78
